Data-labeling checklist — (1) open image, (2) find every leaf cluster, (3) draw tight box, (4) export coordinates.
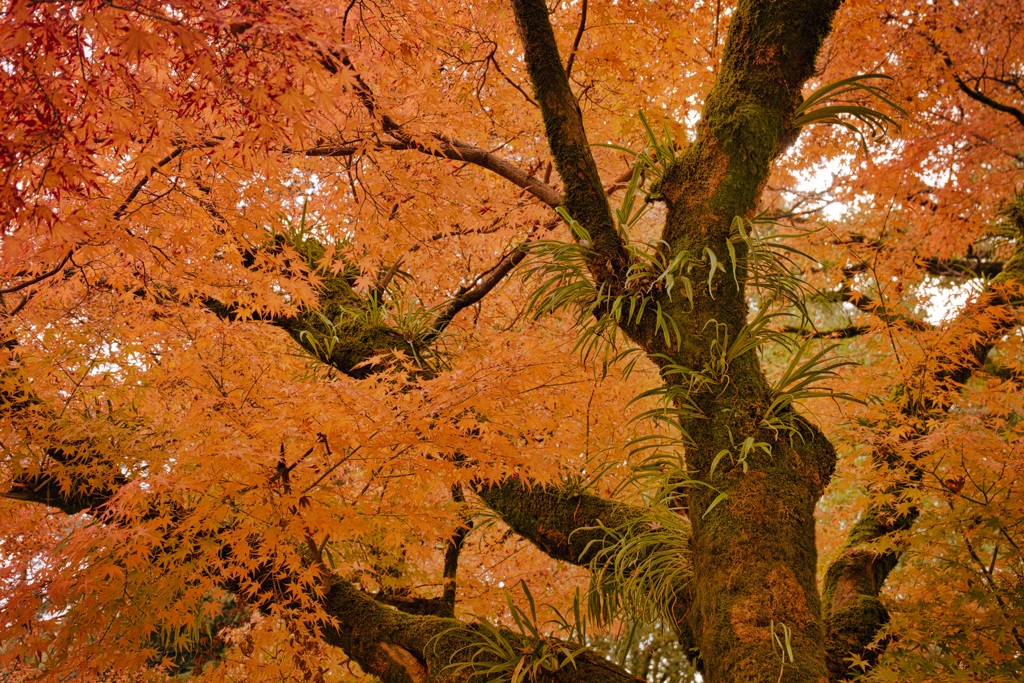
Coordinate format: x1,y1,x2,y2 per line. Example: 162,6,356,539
434,580,590,683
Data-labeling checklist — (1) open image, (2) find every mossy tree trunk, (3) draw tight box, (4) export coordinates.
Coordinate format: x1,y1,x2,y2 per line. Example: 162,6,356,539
511,0,840,679
321,578,645,683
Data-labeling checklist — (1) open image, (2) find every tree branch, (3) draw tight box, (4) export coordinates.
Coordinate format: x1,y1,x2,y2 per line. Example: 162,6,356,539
1,342,126,514
839,284,932,331
4,455,643,682
953,73,1024,130
2,323,658,679
843,254,1006,280
475,477,700,666
424,217,557,343
3,462,124,515
475,478,649,566
0,250,73,295
921,256,1005,278
205,217,551,369
312,45,563,208
564,0,588,81
1,140,222,305
822,204,1024,680
782,323,871,340
305,139,562,208
510,0,627,277
440,484,472,617
321,577,645,683
925,33,1024,130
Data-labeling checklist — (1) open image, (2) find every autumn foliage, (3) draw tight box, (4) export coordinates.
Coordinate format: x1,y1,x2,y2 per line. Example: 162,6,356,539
1,1,1023,682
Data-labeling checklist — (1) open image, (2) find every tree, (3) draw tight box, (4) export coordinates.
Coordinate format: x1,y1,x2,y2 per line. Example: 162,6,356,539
1,0,1022,682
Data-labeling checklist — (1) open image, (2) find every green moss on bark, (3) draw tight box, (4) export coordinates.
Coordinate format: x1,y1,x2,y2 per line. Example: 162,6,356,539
322,578,644,683
278,264,413,377
820,507,916,680
636,1,843,680
476,479,646,566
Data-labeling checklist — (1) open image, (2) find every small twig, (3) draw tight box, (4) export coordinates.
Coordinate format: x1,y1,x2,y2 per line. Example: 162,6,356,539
486,45,538,107
0,250,73,295
302,428,381,495
372,257,405,299
112,138,221,219
565,0,588,81
425,217,558,342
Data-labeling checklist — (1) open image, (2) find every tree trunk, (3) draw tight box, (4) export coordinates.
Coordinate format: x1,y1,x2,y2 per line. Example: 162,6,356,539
684,396,835,682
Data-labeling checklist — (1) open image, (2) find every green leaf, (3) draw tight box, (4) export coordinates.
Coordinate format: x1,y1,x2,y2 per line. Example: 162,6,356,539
791,73,907,155
709,449,731,479
702,492,729,518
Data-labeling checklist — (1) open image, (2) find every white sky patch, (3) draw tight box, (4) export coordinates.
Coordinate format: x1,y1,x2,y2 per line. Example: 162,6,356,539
785,151,859,222
781,137,979,324
917,276,984,324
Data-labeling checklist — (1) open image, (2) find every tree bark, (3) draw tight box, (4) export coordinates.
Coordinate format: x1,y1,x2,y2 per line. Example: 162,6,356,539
322,577,644,683
511,0,841,679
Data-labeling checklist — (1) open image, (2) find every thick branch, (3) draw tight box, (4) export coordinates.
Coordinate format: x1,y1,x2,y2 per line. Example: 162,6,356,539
477,477,700,665
843,254,1006,280
510,0,627,276
821,490,917,681
3,465,124,515
1,343,126,514
322,577,644,683
202,250,410,378
441,484,472,617
661,0,842,226
922,256,1005,279
206,222,549,374
4,476,643,682
475,478,649,566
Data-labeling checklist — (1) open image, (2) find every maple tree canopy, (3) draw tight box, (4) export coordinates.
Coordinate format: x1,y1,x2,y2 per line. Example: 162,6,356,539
2,0,1023,682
